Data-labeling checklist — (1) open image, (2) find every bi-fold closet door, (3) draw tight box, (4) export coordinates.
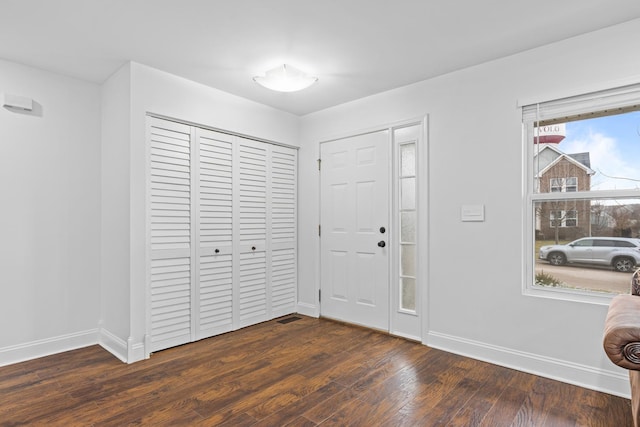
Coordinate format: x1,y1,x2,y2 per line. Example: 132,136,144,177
148,117,297,353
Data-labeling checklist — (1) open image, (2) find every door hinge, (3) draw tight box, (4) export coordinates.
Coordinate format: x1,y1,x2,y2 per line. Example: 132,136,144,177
317,158,321,171
319,289,321,302
318,224,321,237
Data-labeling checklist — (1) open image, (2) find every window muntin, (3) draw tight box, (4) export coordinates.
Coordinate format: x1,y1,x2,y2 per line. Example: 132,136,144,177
525,85,640,298
398,141,417,313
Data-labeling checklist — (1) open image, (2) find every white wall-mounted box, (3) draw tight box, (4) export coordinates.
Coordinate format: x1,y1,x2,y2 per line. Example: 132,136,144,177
2,93,33,111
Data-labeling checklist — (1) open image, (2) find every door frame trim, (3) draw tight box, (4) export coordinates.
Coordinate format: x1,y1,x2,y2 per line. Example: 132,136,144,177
316,115,429,341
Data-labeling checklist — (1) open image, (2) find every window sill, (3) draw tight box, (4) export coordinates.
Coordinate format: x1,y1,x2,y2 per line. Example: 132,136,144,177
524,284,617,306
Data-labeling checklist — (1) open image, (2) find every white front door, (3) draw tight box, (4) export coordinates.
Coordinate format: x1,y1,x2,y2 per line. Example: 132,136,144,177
320,130,390,330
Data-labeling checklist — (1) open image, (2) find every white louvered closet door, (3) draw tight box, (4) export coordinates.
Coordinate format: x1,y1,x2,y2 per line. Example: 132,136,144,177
196,128,235,339
148,117,298,353
236,138,269,328
148,117,193,352
269,145,298,317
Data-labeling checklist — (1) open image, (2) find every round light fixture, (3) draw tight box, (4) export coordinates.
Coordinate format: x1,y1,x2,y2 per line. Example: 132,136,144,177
253,64,318,92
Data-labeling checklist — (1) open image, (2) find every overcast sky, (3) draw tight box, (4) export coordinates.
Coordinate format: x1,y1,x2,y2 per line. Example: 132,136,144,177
559,110,640,191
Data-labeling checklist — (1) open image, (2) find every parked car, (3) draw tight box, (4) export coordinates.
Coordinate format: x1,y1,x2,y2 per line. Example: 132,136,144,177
539,237,640,272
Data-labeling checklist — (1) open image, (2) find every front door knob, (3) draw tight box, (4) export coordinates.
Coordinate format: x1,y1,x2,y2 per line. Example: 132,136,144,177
378,240,386,248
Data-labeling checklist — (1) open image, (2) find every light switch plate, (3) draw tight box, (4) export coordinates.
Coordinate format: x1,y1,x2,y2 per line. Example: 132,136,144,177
461,204,485,222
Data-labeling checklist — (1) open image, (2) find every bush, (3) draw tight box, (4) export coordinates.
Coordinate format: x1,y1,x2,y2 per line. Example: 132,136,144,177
535,270,563,287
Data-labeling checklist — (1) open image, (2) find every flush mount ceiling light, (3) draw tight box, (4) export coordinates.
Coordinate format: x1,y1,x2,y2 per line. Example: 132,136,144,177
253,64,318,92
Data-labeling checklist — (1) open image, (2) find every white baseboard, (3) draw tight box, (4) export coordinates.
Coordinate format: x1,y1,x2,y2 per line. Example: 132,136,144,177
391,329,422,342
127,336,146,363
427,331,631,399
98,328,128,363
0,329,98,367
296,302,319,318
98,329,147,364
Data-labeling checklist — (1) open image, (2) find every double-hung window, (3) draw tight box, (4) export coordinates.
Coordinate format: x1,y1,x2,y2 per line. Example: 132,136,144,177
523,83,640,300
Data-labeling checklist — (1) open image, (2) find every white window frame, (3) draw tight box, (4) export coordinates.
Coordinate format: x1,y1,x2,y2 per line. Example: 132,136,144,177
522,82,640,304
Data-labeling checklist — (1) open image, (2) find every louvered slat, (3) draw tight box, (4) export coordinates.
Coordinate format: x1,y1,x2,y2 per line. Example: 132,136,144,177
197,129,234,339
269,146,297,316
149,256,191,351
150,120,191,252
149,118,192,352
199,253,233,332
270,148,296,244
237,139,268,325
271,248,296,313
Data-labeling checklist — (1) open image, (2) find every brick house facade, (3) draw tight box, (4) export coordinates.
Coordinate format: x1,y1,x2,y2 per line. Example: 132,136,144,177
534,145,594,241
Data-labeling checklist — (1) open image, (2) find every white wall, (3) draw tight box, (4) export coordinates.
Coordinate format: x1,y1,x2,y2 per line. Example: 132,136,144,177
100,63,132,361
0,59,101,365
0,58,299,365
298,19,640,396
100,62,300,361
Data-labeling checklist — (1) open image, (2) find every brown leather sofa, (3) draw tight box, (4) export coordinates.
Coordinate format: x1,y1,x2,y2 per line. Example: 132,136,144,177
603,269,640,427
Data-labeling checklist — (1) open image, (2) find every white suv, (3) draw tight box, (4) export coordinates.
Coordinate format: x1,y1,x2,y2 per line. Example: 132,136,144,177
539,237,640,272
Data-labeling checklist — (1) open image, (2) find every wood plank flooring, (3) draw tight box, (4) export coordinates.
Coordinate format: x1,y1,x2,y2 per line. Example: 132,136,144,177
0,315,632,426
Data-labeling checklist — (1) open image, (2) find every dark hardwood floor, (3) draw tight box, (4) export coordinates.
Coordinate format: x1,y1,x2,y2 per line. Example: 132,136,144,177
0,315,632,426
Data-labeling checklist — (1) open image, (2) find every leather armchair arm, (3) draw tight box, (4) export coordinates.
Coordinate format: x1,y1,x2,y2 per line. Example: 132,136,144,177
604,294,640,370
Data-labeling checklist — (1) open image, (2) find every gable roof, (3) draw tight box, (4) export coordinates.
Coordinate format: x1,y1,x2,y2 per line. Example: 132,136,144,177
533,144,595,177
537,153,596,177
568,152,591,169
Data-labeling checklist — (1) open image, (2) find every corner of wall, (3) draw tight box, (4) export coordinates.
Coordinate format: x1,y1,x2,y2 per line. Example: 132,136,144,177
100,61,133,344
127,336,147,364
98,326,147,364
98,326,128,363
297,302,319,318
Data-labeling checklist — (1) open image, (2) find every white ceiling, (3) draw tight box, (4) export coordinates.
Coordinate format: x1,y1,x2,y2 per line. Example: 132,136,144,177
2,0,640,116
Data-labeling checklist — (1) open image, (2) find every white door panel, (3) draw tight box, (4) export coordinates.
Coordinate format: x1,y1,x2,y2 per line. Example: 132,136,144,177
148,117,193,352
320,130,390,331
196,128,235,339
236,138,269,327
